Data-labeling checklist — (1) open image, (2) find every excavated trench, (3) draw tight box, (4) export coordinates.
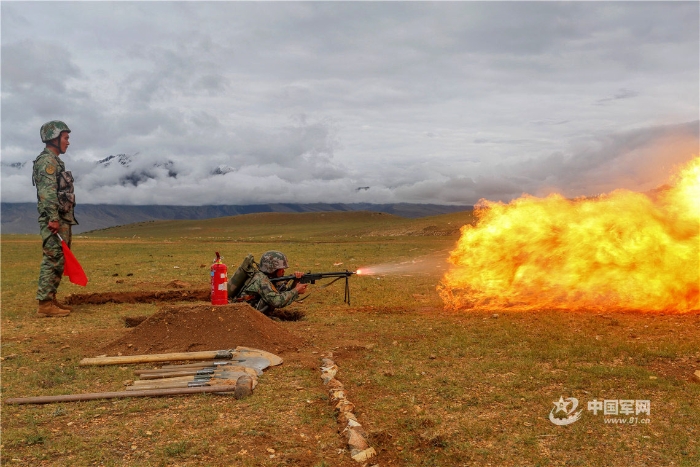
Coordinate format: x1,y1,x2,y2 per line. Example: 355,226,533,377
65,290,306,357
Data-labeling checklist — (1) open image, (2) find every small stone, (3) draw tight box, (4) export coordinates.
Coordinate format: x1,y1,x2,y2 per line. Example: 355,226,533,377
346,428,369,451
351,447,377,462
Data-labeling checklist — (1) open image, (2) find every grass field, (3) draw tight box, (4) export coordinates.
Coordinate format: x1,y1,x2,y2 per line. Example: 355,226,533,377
2,210,699,467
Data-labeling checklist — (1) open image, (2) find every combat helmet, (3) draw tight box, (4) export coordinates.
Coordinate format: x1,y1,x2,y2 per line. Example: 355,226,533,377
259,251,289,274
40,121,71,142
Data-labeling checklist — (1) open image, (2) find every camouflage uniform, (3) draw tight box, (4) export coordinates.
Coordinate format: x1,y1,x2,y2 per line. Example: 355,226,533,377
240,270,300,313
240,251,298,313
33,130,78,301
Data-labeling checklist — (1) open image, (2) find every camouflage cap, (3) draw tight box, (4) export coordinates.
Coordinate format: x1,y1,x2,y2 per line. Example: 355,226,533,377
259,250,289,274
40,121,71,142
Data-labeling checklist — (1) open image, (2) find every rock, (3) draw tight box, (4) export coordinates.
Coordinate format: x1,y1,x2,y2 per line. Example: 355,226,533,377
335,400,355,413
346,427,369,451
694,370,700,383
329,389,346,402
338,411,357,424
327,379,344,389
321,364,338,383
351,447,377,462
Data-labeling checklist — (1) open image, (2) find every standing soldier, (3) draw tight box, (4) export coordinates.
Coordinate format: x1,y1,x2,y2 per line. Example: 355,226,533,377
33,120,78,318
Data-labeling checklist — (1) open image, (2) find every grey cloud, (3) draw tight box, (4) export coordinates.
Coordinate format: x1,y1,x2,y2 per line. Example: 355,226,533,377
1,40,80,93
1,2,697,208
509,121,700,196
194,74,229,94
597,88,640,104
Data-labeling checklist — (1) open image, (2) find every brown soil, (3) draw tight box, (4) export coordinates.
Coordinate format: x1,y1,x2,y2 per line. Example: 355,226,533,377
100,303,307,356
66,289,305,320
65,289,210,305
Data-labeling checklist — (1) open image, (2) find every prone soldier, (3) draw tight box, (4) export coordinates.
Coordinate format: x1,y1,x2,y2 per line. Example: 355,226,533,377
239,251,308,316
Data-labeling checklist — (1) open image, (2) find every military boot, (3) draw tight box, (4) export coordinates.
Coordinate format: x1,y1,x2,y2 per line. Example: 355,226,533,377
37,300,70,318
53,298,73,312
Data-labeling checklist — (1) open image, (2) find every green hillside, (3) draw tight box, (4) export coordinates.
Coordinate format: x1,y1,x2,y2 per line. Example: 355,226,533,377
83,209,475,241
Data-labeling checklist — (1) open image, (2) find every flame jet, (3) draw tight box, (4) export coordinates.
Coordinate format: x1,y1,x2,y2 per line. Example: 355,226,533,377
439,157,700,313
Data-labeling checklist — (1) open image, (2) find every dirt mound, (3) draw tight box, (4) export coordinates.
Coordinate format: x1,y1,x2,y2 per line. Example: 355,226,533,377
101,303,306,356
65,289,210,305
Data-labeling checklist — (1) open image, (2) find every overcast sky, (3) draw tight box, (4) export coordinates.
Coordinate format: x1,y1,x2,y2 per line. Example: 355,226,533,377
2,1,698,206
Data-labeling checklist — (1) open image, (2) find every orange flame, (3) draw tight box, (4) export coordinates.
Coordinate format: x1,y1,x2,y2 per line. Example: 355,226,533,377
439,157,700,313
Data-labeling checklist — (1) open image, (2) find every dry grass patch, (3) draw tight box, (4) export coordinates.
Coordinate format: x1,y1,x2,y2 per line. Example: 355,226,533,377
2,211,699,466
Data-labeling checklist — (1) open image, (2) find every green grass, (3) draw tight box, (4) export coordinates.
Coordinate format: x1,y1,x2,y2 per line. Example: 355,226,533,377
2,209,699,466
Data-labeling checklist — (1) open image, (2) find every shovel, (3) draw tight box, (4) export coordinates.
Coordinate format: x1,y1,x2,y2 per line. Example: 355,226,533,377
128,370,258,391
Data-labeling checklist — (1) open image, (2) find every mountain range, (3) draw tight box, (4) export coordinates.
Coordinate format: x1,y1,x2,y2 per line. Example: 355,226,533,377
1,203,473,235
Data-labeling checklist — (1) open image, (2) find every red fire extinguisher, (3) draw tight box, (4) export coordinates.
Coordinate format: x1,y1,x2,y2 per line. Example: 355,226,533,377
210,252,228,306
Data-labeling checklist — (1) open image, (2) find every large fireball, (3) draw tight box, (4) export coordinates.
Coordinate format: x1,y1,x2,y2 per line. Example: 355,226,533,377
439,157,700,313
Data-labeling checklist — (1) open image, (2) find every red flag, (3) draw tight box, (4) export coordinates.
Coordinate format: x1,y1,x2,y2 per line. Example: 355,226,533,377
57,234,88,286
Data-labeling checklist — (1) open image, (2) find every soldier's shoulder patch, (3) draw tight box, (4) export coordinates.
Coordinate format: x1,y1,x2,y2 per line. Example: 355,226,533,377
45,165,56,175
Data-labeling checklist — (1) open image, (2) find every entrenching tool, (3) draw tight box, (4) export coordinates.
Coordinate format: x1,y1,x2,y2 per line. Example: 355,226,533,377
127,370,258,391
158,360,233,370
7,348,279,405
134,361,232,375
148,357,268,376
80,350,238,366
133,367,258,386
4,386,238,405
236,346,282,366
138,367,262,379
79,346,282,367
128,380,215,390
135,356,271,377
